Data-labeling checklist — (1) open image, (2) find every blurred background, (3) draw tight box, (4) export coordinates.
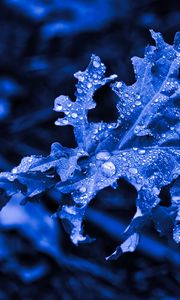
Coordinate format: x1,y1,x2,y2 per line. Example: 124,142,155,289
0,0,179,299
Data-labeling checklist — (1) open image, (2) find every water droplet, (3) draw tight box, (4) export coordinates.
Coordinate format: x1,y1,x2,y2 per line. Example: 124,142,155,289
72,112,78,119
110,74,118,80
135,100,141,106
116,82,122,88
138,149,145,154
87,82,92,88
152,187,159,195
55,104,62,111
101,161,116,177
12,167,17,174
93,60,100,68
77,88,82,94
79,76,84,82
134,125,151,136
96,151,110,161
128,167,138,175
79,186,87,193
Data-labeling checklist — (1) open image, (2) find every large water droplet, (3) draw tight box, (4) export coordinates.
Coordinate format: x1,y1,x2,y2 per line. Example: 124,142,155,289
101,161,116,177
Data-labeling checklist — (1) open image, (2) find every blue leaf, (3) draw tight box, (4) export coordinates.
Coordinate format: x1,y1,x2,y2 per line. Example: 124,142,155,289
55,30,180,253
54,54,117,150
0,30,179,259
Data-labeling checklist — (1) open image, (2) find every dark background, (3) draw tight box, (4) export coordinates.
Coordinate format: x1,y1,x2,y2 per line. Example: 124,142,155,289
0,1,179,299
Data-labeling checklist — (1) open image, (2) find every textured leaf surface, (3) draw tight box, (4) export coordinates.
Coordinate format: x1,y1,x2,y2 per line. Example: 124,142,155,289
0,30,179,259
55,30,180,255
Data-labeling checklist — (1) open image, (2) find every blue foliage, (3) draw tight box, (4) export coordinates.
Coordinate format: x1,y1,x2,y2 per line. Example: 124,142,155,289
0,30,179,260
3,0,119,35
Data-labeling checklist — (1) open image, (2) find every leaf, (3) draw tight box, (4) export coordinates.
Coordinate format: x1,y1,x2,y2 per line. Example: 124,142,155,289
0,141,90,205
106,233,140,260
54,54,118,151
55,30,180,255
0,30,179,259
